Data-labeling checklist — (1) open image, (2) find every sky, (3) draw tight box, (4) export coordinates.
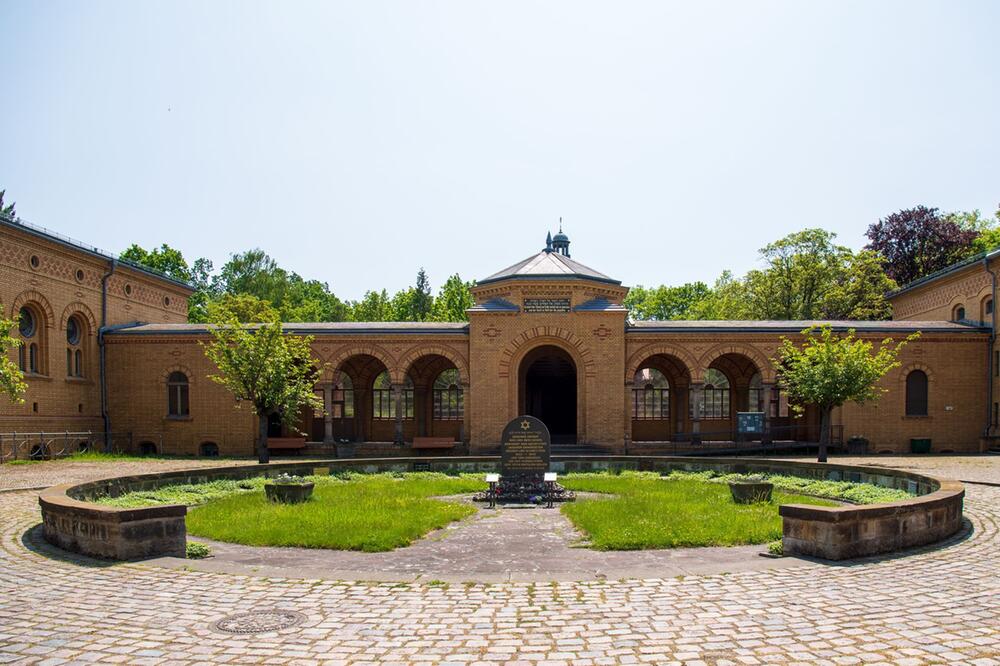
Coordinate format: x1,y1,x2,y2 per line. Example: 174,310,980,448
1,1,998,300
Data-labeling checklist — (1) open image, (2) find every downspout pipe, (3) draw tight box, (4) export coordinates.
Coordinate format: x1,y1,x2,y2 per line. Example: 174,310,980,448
99,259,117,452
983,256,996,441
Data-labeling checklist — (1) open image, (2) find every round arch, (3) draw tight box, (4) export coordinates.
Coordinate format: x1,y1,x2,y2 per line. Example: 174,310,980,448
698,343,775,383
506,337,588,443
396,345,469,386
161,364,196,385
625,343,699,383
8,290,55,326
498,327,595,379
59,302,98,333
325,344,397,383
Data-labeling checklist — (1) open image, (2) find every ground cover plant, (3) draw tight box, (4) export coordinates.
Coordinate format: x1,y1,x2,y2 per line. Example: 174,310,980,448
98,472,487,552
559,471,836,550
662,470,914,504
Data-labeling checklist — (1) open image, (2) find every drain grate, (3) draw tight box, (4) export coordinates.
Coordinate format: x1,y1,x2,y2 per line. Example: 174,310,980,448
212,610,306,635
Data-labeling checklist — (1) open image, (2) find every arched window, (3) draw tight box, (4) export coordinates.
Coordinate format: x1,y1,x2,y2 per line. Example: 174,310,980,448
199,441,219,457
65,315,85,377
985,298,994,321
17,306,40,373
905,370,928,416
167,371,190,417
372,371,413,420
695,368,730,419
632,367,670,420
432,368,463,420
953,305,966,322
138,441,158,456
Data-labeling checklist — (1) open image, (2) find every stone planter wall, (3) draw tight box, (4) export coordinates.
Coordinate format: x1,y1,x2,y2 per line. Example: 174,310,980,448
38,455,964,562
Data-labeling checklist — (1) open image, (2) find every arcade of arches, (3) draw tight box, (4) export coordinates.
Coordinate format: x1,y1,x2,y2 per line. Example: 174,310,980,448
3,217,991,455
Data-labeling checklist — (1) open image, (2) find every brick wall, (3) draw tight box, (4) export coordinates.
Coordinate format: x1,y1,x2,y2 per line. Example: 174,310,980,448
1,221,190,435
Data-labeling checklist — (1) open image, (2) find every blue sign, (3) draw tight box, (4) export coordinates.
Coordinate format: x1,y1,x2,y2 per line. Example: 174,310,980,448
737,411,765,434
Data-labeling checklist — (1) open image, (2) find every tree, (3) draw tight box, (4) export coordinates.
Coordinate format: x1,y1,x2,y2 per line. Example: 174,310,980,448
202,310,323,464
625,282,711,320
946,207,1000,254
215,249,287,305
819,250,897,320
206,293,280,323
431,274,475,322
689,271,751,320
350,289,394,321
774,326,915,462
119,243,192,282
865,206,979,286
0,190,15,218
745,229,847,320
411,268,434,321
0,308,27,403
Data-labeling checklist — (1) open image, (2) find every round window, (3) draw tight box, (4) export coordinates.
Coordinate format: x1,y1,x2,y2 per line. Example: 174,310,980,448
124,284,132,296
29,255,40,269
163,296,171,307
75,268,85,282
66,317,81,345
18,307,36,338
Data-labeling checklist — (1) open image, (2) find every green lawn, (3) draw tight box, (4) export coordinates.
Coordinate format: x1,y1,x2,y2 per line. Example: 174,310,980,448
560,471,837,550
185,473,486,552
93,469,903,553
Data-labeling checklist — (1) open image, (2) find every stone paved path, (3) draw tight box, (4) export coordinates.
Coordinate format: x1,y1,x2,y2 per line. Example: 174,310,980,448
1,456,999,664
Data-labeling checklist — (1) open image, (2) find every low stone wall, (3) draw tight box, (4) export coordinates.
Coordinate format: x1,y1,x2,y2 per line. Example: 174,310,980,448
37,456,964,563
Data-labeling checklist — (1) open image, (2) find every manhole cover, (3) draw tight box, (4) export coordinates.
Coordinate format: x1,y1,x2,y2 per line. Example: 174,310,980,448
212,610,306,635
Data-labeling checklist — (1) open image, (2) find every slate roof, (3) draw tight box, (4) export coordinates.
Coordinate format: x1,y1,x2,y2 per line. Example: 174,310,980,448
107,322,470,335
627,320,989,334
479,250,621,286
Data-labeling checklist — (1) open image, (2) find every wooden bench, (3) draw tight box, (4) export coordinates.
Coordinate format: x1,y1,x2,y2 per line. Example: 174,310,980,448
412,437,457,450
267,437,307,453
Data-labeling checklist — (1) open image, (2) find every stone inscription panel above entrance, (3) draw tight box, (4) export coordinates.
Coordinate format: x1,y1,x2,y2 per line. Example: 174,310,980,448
501,416,551,477
524,298,571,313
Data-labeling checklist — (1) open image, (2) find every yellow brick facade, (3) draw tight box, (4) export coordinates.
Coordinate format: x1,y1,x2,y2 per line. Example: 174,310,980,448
2,218,994,457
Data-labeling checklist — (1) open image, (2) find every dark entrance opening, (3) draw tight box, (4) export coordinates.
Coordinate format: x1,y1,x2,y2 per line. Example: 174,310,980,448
520,345,577,444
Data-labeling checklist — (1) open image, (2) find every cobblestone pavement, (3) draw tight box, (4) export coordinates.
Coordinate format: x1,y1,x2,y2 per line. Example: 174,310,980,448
1,457,999,665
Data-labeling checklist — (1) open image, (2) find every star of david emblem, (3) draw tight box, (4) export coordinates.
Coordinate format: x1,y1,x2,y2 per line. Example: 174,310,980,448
520,420,531,430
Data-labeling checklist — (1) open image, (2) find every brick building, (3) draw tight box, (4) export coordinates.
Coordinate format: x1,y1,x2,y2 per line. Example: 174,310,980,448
2,215,996,458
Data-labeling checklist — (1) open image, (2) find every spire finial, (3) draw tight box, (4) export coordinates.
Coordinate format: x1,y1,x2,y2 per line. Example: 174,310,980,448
545,231,553,252
559,216,563,233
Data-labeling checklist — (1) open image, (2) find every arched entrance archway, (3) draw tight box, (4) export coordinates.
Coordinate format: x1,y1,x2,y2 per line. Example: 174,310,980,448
519,345,577,444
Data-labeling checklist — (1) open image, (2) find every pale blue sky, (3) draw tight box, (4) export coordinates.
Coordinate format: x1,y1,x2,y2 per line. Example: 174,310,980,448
1,1,997,300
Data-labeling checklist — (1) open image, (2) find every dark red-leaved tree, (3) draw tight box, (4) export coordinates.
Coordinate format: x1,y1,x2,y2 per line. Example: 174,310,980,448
865,206,979,286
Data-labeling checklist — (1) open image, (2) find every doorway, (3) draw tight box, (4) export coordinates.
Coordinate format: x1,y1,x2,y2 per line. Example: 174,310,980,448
520,345,577,444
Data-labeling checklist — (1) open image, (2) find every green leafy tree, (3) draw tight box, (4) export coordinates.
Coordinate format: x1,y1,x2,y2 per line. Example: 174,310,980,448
820,250,897,320
0,190,15,218
350,289,394,321
187,257,217,323
689,271,751,319
408,268,434,321
625,282,711,320
202,310,323,464
774,326,915,462
206,293,280,323
119,243,192,282
0,308,27,403
431,274,475,322
947,207,1000,254
215,249,287,305
745,229,847,320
